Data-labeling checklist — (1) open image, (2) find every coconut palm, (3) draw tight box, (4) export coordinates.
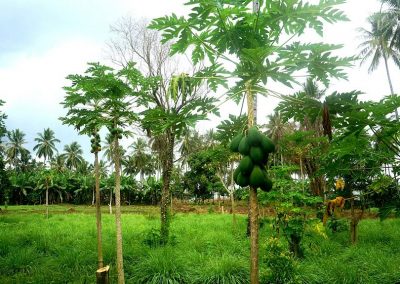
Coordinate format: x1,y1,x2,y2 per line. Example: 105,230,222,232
265,112,292,144
51,154,66,173
378,0,400,50
128,138,153,182
33,128,60,166
358,14,400,119
5,129,29,168
98,160,109,178
103,133,125,169
149,134,165,178
61,142,84,171
179,129,202,170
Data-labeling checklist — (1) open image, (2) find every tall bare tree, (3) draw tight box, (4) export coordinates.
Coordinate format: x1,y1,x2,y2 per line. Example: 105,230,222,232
107,17,215,244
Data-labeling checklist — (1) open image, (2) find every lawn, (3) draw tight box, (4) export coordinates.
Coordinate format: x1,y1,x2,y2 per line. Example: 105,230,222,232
0,206,399,283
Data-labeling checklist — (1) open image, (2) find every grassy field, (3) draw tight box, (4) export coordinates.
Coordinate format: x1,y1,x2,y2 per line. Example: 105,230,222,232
0,205,399,283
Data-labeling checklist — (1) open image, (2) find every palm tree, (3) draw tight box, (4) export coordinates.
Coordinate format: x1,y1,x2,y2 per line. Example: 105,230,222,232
378,0,400,50
103,133,125,170
33,128,60,166
5,129,29,168
149,134,166,179
265,112,294,166
51,154,66,173
61,142,84,171
179,129,202,171
98,160,109,178
358,14,400,118
129,138,153,182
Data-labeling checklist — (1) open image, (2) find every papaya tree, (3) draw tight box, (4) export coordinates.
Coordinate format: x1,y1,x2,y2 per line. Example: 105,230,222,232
137,73,217,245
62,62,145,283
62,69,109,271
150,0,354,281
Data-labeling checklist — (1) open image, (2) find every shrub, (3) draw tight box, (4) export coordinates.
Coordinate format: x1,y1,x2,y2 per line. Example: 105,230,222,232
263,237,297,284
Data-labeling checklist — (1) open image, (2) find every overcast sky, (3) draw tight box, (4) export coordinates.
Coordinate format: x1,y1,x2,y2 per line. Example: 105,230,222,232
1,0,399,162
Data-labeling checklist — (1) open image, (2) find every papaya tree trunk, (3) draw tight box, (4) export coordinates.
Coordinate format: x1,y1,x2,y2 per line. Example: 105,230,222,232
113,137,125,284
230,161,236,226
160,130,174,245
247,82,259,284
94,151,104,269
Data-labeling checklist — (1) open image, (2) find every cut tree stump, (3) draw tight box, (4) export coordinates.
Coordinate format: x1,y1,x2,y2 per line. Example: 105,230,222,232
96,265,109,284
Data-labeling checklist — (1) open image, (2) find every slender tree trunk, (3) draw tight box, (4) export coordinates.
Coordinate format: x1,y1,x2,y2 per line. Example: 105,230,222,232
299,157,304,192
350,198,365,245
383,53,399,120
247,82,259,284
46,180,49,219
114,138,125,284
109,189,113,214
94,151,104,269
230,162,236,226
160,131,174,245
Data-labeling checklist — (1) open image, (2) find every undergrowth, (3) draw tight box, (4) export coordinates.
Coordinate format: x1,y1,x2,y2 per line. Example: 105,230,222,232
0,207,399,283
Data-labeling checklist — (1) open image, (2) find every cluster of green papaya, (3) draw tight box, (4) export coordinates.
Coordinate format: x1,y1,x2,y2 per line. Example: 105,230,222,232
230,127,275,191
110,128,123,139
90,131,101,153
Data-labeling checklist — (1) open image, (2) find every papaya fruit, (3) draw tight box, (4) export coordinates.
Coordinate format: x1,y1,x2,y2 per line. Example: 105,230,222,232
118,134,123,139
229,133,244,152
239,156,254,175
261,153,269,165
247,126,262,146
260,135,275,154
260,175,273,192
250,147,264,165
249,165,265,188
236,172,250,187
233,167,241,184
111,128,118,135
238,136,250,155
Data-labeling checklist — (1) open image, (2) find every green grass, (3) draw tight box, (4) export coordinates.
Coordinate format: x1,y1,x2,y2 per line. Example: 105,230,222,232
0,206,399,283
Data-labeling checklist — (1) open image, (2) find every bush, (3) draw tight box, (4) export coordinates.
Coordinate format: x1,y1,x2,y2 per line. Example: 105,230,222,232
327,216,348,233
263,237,297,284
142,228,177,247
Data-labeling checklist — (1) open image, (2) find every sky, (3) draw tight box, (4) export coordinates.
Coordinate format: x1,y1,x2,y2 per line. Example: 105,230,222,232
1,0,399,162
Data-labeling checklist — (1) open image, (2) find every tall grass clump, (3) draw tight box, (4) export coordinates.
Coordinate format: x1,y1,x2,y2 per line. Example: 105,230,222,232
128,247,191,284
192,254,249,284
